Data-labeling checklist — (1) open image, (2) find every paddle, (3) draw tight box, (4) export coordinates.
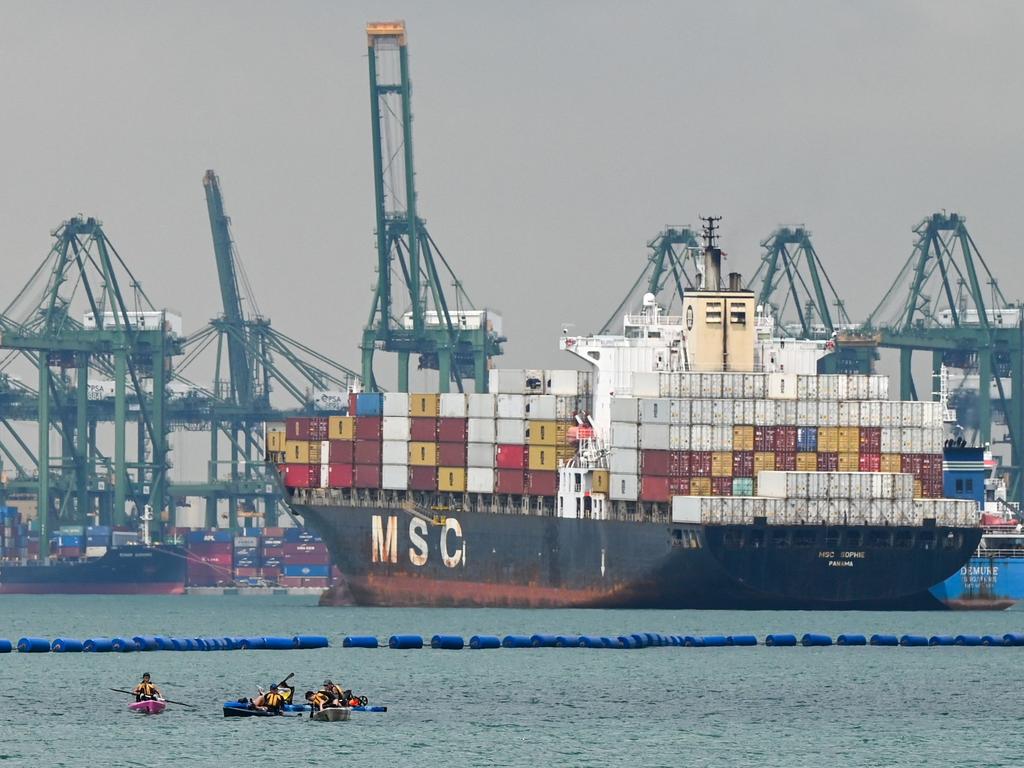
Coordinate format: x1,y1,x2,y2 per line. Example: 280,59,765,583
110,687,195,708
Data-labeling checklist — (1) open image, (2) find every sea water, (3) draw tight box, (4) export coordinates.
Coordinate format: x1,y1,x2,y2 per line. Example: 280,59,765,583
2,595,1023,767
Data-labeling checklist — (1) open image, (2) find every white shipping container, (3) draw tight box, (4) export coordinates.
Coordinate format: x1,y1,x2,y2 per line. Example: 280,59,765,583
838,401,857,427
467,442,496,468
778,400,797,424
924,427,944,453
382,464,409,491
797,375,819,400
672,496,702,523
639,423,670,450
756,471,788,499
610,397,639,422
768,372,798,400
670,398,691,423
632,371,660,397
526,394,556,420
880,428,897,454
382,392,409,417
546,369,586,396
468,418,496,443
467,467,495,493
490,369,528,394
611,422,639,448
669,424,690,450
746,373,768,399
711,425,733,451
609,448,639,474
735,399,755,425
754,400,770,426
382,440,409,465
609,472,639,501
639,397,671,424
555,395,588,420
440,393,468,417
817,400,836,426
468,393,497,418
496,394,526,419
382,417,411,441
691,424,712,451
496,419,527,444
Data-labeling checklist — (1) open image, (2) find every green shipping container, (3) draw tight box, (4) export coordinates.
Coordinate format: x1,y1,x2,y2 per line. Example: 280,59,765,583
731,478,754,497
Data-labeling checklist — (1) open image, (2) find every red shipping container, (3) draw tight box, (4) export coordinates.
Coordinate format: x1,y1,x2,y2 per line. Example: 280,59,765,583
640,476,670,502
311,417,328,439
817,452,839,472
438,418,468,443
859,427,882,454
711,476,733,496
921,453,943,480
356,417,383,440
327,463,354,488
286,417,311,440
262,545,285,557
691,452,712,477
669,451,691,477
771,426,796,452
409,466,438,491
642,450,671,477
187,543,232,556
775,451,796,471
234,567,259,578
260,566,282,579
901,453,923,477
439,442,468,466
264,527,285,537
410,417,438,441
354,464,381,489
348,393,358,415
669,476,690,495
282,542,329,556
922,477,943,498
496,444,528,469
859,453,881,472
328,440,354,464
526,470,557,496
495,469,526,494
754,427,772,452
732,451,754,477
354,439,382,465
282,464,321,488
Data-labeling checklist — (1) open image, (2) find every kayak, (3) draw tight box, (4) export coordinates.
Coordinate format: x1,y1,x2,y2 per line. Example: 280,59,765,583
353,705,388,712
222,700,305,718
129,699,166,715
287,703,388,713
310,707,350,722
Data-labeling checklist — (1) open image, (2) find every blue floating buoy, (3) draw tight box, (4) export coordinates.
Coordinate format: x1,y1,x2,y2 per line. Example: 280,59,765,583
342,635,378,649
801,633,833,647
683,636,704,647
226,637,246,650
469,635,501,650
899,635,928,647
1003,633,1024,646
51,638,84,653
982,635,1006,647
702,635,729,647
388,635,423,650
766,634,797,647
84,638,114,652
642,632,660,647
729,635,758,646
869,634,899,646
0,639,12,654
153,636,173,650
190,638,207,651
600,637,621,649
238,637,265,650
577,636,604,648
261,637,293,650
837,634,867,646
629,633,648,648
17,637,50,653
204,638,223,651
955,635,983,647
501,635,532,648
555,635,580,648
929,635,956,646
530,634,558,648
132,636,159,651
618,635,638,649
111,637,135,653
431,634,464,650
294,635,330,649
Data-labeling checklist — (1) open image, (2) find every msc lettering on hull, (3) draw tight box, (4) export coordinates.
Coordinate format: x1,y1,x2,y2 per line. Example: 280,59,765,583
371,515,466,568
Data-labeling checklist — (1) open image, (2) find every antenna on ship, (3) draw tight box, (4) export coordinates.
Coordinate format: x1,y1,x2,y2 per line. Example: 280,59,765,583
700,215,723,290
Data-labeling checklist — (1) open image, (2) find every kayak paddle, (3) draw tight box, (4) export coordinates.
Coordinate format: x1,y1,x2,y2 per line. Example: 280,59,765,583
110,687,195,708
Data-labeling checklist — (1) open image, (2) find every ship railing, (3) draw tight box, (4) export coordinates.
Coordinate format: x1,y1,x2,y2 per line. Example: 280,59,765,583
982,525,1024,535
975,547,1024,558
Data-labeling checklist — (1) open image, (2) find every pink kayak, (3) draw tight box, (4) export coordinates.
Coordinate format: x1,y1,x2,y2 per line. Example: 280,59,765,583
129,699,166,715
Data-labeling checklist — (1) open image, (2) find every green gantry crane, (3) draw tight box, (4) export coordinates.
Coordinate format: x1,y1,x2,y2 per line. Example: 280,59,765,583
360,21,505,393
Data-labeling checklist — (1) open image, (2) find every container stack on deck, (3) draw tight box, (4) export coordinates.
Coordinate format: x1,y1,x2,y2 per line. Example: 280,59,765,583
610,372,946,505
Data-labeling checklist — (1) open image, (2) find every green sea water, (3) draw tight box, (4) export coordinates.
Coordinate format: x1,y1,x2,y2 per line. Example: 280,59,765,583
2,596,1023,767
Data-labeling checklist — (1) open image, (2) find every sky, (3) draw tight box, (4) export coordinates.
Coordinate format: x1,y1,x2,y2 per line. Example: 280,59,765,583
1,1,1022,397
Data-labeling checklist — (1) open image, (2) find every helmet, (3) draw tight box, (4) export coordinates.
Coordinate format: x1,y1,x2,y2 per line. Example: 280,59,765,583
270,684,279,690
323,679,333,686
142,673,151,679
304,690,314,699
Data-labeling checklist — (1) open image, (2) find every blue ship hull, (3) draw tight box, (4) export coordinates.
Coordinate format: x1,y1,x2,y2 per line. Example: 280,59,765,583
930,556,1024,610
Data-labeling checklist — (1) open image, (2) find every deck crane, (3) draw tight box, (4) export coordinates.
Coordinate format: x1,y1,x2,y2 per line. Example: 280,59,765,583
360,21,505,393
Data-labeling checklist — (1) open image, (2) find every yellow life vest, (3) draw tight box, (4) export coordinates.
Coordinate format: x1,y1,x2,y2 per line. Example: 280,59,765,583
265,691,284,708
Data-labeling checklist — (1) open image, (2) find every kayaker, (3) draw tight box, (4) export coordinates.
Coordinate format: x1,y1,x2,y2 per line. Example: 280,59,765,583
323,679,343,704
254,684,285,713
305,689,330,712
132,673,162,702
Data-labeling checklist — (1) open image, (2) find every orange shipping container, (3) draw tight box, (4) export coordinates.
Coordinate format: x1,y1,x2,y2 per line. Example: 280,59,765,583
438,467,466,492
818,427,839,453
689,477,712,496
528,446,557,471
796,452,817,471
732,426,755,452
754,452,776,474
409,442,439,466
410,394,440,417
284,440,321,464
880,454,902,473
592,470,609,494
711,452,733,477
328,416,355,441
837,428,860,454
266,430,285,451
527,420,558,446
838,452,860,472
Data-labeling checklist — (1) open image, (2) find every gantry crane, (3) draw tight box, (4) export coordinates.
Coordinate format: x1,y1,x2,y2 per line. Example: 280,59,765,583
360,21,505,393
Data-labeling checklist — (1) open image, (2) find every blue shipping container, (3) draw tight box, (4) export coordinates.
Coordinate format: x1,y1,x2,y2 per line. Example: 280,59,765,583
261,537,284,548
282,564,330,578
187,529,233,544
263,557,282,567
355,393,383,417
796,427,818,452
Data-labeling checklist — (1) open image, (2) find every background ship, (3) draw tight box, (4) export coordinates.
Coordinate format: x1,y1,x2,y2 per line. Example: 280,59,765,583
0,544,187,595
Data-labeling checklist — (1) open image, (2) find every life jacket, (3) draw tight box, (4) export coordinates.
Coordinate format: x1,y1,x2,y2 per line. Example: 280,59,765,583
348,697,360,707
311,692,329,708
137,682,156,697
265,691,284,709
280,687,293,703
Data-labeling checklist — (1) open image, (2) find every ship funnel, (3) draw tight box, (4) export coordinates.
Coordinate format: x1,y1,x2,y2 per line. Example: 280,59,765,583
703,249,721,290
728,272,742,291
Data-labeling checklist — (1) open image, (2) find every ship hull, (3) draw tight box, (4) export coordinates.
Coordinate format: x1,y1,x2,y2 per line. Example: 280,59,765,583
297,503,980,610
0,546,187,595
930,556,1024,611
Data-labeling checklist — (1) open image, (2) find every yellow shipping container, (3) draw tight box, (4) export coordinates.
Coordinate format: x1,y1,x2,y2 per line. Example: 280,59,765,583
284,440,321,464
796,452,817,471
732,426,755,452
818,427,839,453
838,452,860,472
754,452,776,474
837,427,860,454
409,442,438,466
410,393,440,417
913,479,923,498
438,466,466,492
528,446,557,471
555,445,576,462
592,469,609,494
690,477,712,496
266,430,285,451
528,420,558,446
555,422,572,443
711,452,733,477
328,416,355,441
880,454,902,473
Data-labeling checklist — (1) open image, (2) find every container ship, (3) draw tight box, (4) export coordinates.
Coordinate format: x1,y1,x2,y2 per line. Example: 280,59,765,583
273,238,982,609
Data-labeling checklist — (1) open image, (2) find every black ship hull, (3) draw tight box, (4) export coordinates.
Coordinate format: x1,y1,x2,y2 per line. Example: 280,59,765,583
0,545,187,595
296,503,981,610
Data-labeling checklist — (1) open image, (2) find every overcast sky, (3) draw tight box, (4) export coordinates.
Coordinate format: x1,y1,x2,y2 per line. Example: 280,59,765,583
2,0,1022,396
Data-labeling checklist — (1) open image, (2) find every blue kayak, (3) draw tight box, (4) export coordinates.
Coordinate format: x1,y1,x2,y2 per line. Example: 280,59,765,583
222,700,306,718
